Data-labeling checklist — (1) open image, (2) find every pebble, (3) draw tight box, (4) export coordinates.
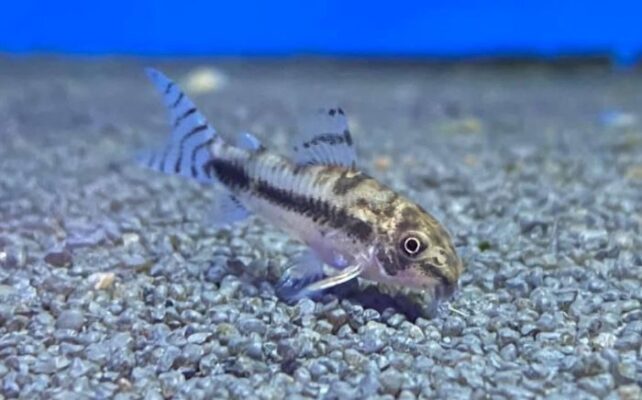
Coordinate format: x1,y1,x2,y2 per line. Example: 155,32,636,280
44,248,73,267
579,229,609,251
277,339,300,361
325,308,348,331
344,348,367,367
442,316,465,337
55,310,85,330
374,156,392,171
530,287,556,313
157,346,181,372
3,372,20,397
577,374,614,398
359,331,387,354
184,67,227,93
307,359,328,379
0,284,16,297
328,380,358,398
204,262,228,283
358,372,381,397
66,228,107,249
89,272,116,290
497,327,520,347
295,298,316,316
238,317,267,335
159,371,185,398
500,344,518,361
536,313,557,331
592,332,616,349
615,333,642,350
68,358,92,378
380,368,404,396
245,341,263,360
187,332,211,344
618,384,641,400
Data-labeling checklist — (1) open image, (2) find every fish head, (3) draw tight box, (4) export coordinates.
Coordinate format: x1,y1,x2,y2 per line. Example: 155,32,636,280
374,203,463,300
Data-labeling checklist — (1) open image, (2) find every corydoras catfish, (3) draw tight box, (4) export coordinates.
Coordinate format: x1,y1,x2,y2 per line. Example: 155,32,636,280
139,68,463,303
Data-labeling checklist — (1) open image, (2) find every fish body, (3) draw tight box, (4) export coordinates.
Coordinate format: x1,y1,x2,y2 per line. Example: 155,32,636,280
140,69,463,302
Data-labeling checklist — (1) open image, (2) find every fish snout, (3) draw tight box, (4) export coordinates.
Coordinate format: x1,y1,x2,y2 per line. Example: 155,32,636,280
434,281,458,301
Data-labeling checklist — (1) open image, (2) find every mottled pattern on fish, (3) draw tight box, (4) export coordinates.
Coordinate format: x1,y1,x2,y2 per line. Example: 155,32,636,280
139,68,463,302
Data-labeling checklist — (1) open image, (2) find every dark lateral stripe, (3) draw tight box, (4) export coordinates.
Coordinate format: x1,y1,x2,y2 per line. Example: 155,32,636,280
173,124,209,173
209,159,251,190
172,92,185,109
164,82,174,94
173,107,197,128
254,179,372,242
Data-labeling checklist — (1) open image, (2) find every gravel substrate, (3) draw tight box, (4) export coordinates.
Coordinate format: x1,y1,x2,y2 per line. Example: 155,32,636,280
0,58,641,399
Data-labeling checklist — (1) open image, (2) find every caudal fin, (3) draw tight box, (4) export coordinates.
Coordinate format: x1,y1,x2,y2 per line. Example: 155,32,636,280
138,68,218,183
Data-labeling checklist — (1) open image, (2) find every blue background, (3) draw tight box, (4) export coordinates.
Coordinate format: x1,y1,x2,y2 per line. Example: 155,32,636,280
1,1,641,63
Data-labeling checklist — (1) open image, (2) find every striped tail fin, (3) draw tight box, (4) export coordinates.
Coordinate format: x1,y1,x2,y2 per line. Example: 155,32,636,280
138,68,218,183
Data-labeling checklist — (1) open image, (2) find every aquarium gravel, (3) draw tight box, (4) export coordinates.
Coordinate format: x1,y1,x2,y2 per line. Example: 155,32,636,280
0,58,641,399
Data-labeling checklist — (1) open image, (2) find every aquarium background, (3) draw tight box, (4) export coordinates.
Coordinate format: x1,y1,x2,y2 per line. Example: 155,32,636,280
2,0,642,63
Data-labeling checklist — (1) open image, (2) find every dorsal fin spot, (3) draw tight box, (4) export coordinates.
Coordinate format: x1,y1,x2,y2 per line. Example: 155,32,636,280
291,107,357,168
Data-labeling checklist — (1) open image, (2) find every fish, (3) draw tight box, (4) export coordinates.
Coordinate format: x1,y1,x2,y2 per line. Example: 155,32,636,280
138,68,463,303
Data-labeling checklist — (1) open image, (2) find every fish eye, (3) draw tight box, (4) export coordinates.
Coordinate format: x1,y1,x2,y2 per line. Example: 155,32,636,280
401,236,424,256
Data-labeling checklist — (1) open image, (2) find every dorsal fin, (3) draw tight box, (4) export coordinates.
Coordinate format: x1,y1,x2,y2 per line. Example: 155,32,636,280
137,68,219,184
292,107,357,169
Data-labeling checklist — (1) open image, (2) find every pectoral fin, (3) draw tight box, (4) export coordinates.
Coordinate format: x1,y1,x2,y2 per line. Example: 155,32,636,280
276,261,363,303
300,263,363,292
275,250,326,302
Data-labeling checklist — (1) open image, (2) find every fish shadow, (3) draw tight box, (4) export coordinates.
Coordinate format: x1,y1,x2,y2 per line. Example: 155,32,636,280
321,280,438,322
218,258,437,322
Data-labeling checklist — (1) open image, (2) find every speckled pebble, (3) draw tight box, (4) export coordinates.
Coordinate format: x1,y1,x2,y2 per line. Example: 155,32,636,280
442,316,465,337
44,248,73,267
325,308,348,331
618,384,642,400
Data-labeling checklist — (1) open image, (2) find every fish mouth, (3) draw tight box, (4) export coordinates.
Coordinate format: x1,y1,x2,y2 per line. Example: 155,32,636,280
433,281,458,301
